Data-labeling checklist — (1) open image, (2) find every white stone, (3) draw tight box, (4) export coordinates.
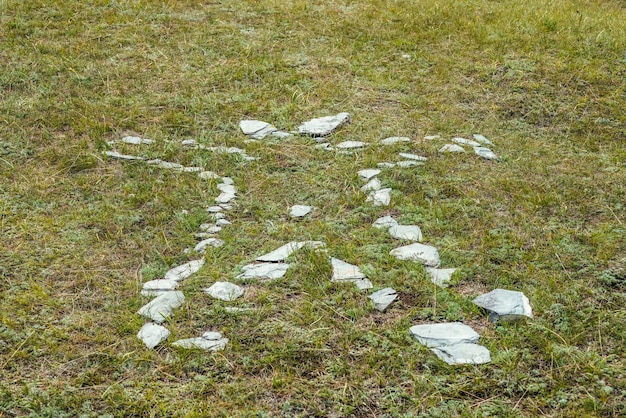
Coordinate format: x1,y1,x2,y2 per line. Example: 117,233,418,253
172,337,228,351
271,131,292,138
425,268,457,287
390,243,440,266
366,188,392,206
137,323,170,349
219,204,233,210
472,134,494,146
215,219,231,227
215,192,236,203
331,257,366,281
240,120,277,139
396,160,424,168
194,238,224,252
137,291,185,323
389,225,423,241
238,263,290,280
204,225,222,234
206,206,223,213
290,205,313,218
360,178,381,192
208,212,226,220
181,139,197,146
140,289,174,297
105,151,144,160
373,216,398,229
256,241,325,262
472,289,533,322
143,279,178,291
194,232,213,240
358,169,381,180
368,288,397,311
164,259,205,282
221,177,234,185
439,144,466,153
377,162,396,168
315,143,334,151
202,331,223,340
424,135,441,140
381,136,411,145
217,183,237,194
182,166,202,172
122,136,153,145
353,278,373,290
452,137,480,147
336,141,367,149
199,171,220,180
204,282,244,301
473,146,498,160
431,343,491,365
147,159,184,170
409,322,479,348
298,112,350,136
399,153,427,161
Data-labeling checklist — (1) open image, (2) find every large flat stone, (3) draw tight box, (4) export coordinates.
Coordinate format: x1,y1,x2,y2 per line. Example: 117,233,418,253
164,259,205,281
439,144,466,153
194,238,224,252
331,257,366,281
452,137,480,147
472,288,533,322
358,169,381,180
425,267,457,287
298,113,350,137
143,279,178,291
373,216,398,229
366,188,391,206
256,241,325,262
237,263,290,280
172,336,228,351
240,120,277,139
360,178,381,192
381,136,411,145
137,291,185,323
204,282,244,301
410,322,479,348
389,225,422,241
399,153,427,161
137,323,170,349
122,136,154,145
472,134,494,146
390,243,440,266
431,343,491,365
473,146,498,160
290,205,313,218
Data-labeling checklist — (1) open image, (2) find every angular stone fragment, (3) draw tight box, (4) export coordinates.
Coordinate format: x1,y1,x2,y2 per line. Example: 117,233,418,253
390,243,440,267
358,169,381,180
425,267,457,287
452,137,480,147
472,134,494,146
290,205,313,218
199,171,221,180
473,146,498,160
399,153,427,161
256,241,325,262
215,219,231,227
200,224,222,234
237,263,290,280
331,257,366,281
366,188,392,206
221,177,234,185
389,225,422,241
336,141,367,149
172,336,228,351
409,322,479,348
140,289,174,297
240,120,277,139
353,278,373,290
122,136,154,145
298,112,350,137
373,216,398,229
431,343,491,365
215,192,236,203
368,288,397,311
360,178,381,192
143,279,179,291
439,144,466,153
315,143,334,151
146,159,184,170
381,136,411,145
217,183,237,194
377,162,396,168
182,166,202,172
105,151,144,160
137,323,170,349
137,291,185,323
271,131,292,138
194,238,224,252
206,205,223,213
164,259,205,282
204,282,244,301
396,160,424,168
424,135,441,140
472,289,533,322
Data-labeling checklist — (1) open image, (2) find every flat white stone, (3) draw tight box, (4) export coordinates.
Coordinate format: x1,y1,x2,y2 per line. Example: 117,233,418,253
199,171,221,180
137,291,185,323
207,146,247,155
217,183,237,194
143,279,179,291
204,225,223,234
331,257,366,281
137,323,170,349
182,166,202,172
204,281,244,301
172,337,228,351
358,169,381,180
140,289,174,297
373,216,398,229
439,144,466,153
336,141,367,149
390,243,440,266
472,134,494,146
290,205,313,218
164,259,205,282
194,238,224,252
219,204,233,210
431,343,491,365
399,153,427,161
256,241,325,262
315,143,334,151
237,262,290,280
425,268,457,287
360,178,381,192
298,112,350,136
353,278,373,290
424,135,441,140
181,139,197,146
122,136,153,145
473,289,533,322
147,159,184,170
396,160,424,168
452,137,480,147
221,177,234,185
381,136,411,145
240,120,277,139
389,225,423,241
202,331,223,340
215,219,231,226
208,212,226,220
377,162,396,168
215,192,236,203
105,151,144,160
366,188,392,206
473,146,498,160
409,322,480,348
368,288,397,311
206,206,223,213
271,131,292,138
224,307,253,313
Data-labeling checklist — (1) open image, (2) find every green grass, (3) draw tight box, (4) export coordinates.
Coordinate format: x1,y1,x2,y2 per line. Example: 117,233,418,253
1,0,625,416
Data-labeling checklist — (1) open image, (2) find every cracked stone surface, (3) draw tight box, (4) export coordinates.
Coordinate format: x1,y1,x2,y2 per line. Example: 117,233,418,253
239,119,277,139
366,188,391,206
358,169,381,180
137,323,170,349
164,259,205,282
368,288,397,311
204,282,244,301
439,144,466,153
425,267,457,287
431,343,491,365
137,291,185,323
297,112,350,136
237,262,290,280
373,216,398,229
256,241,325,262
472,288,533,322
360,178,381,192
290,205,313,218
410,322,480,348
389,225,422,241
390,243,440,266
381,136,411,145
399,153,427,161
473,134,494,146
452,137,481,147
474,146,498,160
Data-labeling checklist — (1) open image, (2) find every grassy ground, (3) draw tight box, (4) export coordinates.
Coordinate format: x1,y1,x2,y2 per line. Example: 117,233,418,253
1,0,625,416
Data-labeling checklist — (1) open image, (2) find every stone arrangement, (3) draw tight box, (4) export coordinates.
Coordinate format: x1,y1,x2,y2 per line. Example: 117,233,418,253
105,114,531,366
